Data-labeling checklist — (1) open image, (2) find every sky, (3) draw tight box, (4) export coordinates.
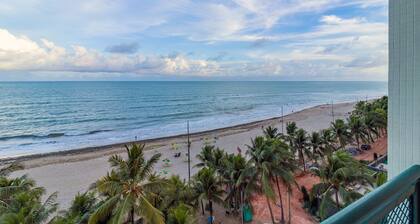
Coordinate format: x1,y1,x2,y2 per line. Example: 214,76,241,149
0,0,388,81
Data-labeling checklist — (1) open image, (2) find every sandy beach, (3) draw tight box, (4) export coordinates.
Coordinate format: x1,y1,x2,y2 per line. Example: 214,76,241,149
6,102,356,209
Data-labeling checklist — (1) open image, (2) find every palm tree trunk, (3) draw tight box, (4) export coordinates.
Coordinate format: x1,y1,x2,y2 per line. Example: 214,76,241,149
335,190,340,209
313,147,318,164
340,139,345,149
201,200,205,215
131,208,135,224
299,149,306,172
229,185,234,214
356,136,360,150
288,188,291,224
275,176,285,224
265,195,276,224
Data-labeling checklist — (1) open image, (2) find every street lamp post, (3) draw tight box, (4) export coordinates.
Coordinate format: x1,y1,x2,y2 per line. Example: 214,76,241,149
187,121,191,182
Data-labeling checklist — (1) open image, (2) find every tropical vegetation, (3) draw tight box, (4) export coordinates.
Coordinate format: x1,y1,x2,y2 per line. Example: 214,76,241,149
0,96,387,223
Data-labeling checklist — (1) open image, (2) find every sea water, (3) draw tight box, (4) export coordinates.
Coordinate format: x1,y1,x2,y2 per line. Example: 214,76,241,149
0,81,387,157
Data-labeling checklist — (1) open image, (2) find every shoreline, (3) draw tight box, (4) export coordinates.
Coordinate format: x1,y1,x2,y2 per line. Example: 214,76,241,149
10,101,357,208
2,102,348,167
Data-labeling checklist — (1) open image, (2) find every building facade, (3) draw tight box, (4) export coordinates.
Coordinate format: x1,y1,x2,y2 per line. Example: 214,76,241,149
388,0,420,178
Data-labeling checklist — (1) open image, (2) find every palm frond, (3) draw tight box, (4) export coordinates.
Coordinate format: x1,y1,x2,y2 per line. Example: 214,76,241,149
138,194,165,224
88,195,119,224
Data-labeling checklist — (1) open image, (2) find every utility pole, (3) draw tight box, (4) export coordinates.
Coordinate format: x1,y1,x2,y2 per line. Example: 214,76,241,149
187,121,191,183
281,105,284,134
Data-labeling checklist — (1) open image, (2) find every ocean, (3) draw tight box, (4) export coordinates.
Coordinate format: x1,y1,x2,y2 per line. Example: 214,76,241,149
0,81,387,158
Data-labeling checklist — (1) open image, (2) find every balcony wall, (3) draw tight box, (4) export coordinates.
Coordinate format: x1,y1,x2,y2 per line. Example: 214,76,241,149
389,0,420,178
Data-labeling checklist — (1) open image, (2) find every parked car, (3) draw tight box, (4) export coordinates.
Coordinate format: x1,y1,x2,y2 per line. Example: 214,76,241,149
361,144,371,150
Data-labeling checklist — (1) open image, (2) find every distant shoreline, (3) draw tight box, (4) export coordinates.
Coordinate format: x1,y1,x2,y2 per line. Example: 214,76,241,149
0,103,319,164
11,100,358,208
2,101,360,168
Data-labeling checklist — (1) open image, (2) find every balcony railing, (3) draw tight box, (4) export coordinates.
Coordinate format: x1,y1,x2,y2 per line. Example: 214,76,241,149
322,165,420,224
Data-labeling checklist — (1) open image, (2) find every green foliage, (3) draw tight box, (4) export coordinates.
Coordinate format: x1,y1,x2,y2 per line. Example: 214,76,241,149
52,192,97,224
241,135,297,223
0,97,388,224
196,145,227,172
192,167,224,218
375,172,387,187
154,175,196,219
263,126,280,139
286,122,298,149
0,163,58,224
352,96,388,142
347,115,369,149
331,119,352,149
89,144,165,224
294,128,310,172
167,203,196,224
310,150,374,220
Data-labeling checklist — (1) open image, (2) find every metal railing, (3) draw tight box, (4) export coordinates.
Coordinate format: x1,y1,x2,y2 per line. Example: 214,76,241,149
322,165,420,224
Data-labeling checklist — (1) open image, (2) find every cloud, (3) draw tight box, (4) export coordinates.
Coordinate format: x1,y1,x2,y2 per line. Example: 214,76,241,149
0,0,387,42
105,42,139,54
0,0,389,81
244,14,388,80
0,12,388,81
154,0,387,42
0,29,222,76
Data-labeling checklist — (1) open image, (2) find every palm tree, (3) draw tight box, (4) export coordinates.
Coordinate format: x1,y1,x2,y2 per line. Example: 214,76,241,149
0,163,25,207
53,192,97,223
242,136,277,223
196,145,226,172
157,175,196,219
89,144,165,224
373,108,387,135
0,183,58,224
196,145,215,168
263,126,280,139
0,169,57,224
220,153,247,216
294,129,310,172
347,115,368,149
365,109,387,139
320,129,335,154
331,119,351,149
286,122,298,150
353,101,368,116
192,167,224,223
311,150,373,220
310,132,322,163
0,175,35,208
270,139,297,224
364,113,379,142
167,203,196,224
